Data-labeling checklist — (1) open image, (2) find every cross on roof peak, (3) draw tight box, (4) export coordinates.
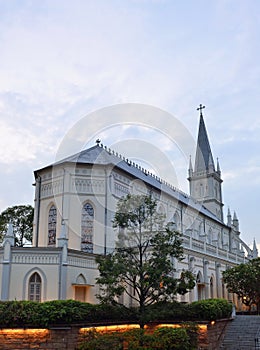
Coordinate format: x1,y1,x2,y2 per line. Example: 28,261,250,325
197,104,205,116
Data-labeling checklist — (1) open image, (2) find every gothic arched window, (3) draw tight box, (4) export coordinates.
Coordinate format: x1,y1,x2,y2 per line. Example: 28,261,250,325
81,203,94,253
207,229,212,245
210,277,214,298
28,272,41,302
48,205,57,245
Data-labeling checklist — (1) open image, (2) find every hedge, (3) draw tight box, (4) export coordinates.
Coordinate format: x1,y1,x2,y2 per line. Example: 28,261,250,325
0,298,232,328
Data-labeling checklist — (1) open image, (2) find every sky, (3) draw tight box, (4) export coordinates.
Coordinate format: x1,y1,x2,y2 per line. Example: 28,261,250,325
0,0,260,250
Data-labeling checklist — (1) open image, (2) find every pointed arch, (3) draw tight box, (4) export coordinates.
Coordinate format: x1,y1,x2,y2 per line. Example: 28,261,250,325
184,217,193,235
207,228,213,244
196,271,205,301
28,272,41,301
73,273,92,302
75,273,87,285
48,204,57,245
23,267,47,301
158,204,166,215
172,211,181,231
81,202,94,253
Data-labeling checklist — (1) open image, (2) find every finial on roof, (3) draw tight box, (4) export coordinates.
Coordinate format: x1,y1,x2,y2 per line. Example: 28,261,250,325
96,139,101,145
197,104,205,117
217,157,221,173
3,220,15,246
227,207,232,226
188,155,193,177
232,211,239,231
253,238,258,258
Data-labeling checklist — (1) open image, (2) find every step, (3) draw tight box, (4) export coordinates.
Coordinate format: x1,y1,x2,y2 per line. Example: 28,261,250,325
219,315,260,350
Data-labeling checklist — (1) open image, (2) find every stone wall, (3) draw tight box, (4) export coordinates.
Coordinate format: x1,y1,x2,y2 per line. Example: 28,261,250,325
0,320,231,349
198,319,230,349
0,327,81,350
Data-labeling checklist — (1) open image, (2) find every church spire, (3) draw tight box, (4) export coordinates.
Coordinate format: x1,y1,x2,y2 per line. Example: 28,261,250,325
188,105,224,221
194,105,215,173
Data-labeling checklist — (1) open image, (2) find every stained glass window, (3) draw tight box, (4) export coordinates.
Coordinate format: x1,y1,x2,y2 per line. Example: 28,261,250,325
81,203,94,253
48,205,57,245
29,272,41,302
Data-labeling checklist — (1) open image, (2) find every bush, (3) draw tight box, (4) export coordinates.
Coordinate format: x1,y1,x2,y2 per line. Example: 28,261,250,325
144,301,190,322
78,326,198,350
78,329,124,350
188,299,232,321
0,300,41,327
0,298,232,328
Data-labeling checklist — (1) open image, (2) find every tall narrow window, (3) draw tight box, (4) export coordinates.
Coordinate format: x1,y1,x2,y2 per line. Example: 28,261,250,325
210,277,214,298
48,205,57,245
81,203,94,253
29,272,41,301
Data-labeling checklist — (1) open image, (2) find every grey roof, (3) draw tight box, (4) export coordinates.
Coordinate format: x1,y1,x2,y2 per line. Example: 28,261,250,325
46,144,223,224
194,114,215,172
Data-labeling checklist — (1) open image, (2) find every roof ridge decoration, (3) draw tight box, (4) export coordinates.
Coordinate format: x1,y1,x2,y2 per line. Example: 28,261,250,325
97,141,196,202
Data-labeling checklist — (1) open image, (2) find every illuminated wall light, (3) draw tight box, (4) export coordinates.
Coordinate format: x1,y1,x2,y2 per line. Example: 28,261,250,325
80,323,209,333
80,324,140,333
0,329,49,335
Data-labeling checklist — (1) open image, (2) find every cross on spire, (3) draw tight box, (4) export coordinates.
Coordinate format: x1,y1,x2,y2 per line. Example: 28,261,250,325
197,104,205,116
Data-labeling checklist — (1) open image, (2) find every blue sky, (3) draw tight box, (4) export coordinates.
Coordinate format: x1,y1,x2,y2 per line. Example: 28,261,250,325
0,0,259,249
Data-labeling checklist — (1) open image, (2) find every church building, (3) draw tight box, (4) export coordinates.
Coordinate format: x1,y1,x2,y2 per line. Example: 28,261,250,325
0,108,257,305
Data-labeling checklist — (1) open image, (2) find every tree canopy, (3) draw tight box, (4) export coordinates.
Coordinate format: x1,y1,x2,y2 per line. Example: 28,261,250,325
96,194,195,327
0,205,34,246
222,258,260,312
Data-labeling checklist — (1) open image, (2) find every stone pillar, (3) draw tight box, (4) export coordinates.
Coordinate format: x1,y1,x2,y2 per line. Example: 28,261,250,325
215,262,221,298
58,222,68,300
189,256,195,302
203,260,209,299
1,223,15,300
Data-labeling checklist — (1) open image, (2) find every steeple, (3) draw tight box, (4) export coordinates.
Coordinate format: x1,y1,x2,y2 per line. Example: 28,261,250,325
194,110,215,173
188,105,224,221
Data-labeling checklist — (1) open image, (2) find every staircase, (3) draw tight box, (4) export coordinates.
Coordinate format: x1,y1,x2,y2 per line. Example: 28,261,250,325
219,315,260,350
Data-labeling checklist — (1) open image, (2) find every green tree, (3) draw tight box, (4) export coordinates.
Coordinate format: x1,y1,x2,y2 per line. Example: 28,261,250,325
96,194,195,327
0,205,34,246
222,258,260,312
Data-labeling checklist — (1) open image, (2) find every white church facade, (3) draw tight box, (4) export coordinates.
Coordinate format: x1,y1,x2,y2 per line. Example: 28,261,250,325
0,110,258,306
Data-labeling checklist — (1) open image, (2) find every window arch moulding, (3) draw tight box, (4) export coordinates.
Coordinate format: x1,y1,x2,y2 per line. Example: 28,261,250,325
23,267,47,301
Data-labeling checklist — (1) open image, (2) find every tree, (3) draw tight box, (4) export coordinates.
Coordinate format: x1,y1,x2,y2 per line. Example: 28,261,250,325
96,194,195,327
222,258,260,312
0,205,34,246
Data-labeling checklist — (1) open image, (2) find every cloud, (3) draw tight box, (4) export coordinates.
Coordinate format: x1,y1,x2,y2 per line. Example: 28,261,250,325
0,0,259,248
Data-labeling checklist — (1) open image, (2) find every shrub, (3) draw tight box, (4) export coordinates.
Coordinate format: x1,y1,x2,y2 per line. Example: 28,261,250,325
0,298,232,328
78,326,198,350
0,300,40,327
78,329,124,350
144,301,190,322
188,299,232,321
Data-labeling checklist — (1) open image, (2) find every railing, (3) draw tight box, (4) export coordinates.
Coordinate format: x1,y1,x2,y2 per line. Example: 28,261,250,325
182,234,245,263
255,327,260,349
